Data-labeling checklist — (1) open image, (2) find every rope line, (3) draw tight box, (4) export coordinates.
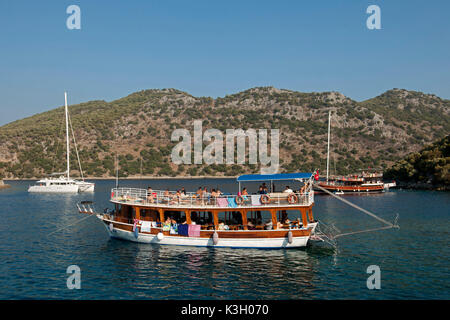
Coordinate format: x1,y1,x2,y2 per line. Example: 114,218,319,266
47,213,97,237
314,184,399,240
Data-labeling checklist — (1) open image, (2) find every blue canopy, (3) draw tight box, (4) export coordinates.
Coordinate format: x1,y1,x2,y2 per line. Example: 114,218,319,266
236,172,313,182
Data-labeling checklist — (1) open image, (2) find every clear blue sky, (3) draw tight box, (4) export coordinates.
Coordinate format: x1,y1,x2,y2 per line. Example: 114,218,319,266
1,0,449,126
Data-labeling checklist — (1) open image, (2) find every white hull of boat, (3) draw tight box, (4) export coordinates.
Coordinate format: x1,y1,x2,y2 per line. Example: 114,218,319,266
104,223,310,249
28,185,79,193
76,182,95,192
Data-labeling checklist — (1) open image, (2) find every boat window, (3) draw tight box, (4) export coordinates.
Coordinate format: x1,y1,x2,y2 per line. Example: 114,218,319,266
140,209,159,222
276,210,302,228
163,210,187,224
190,211,213,226
217,211,242,229
246,210,272,229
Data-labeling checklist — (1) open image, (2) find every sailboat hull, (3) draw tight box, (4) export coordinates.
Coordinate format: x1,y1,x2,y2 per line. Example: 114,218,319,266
28,184,79,193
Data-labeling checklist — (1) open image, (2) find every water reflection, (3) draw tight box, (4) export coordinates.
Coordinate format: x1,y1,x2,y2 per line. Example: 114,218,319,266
97,239,337,299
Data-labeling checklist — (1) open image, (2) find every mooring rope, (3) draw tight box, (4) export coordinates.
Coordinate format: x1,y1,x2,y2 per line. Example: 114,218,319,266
47,212,97,237
314,184,399,239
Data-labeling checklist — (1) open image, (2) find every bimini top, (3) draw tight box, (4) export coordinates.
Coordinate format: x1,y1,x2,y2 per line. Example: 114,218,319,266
236,172,313,182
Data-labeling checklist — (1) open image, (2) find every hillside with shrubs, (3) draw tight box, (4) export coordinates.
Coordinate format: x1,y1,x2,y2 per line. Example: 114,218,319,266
0,87,448,179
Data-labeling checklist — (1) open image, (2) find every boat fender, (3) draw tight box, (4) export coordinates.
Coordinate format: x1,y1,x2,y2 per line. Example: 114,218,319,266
134,227,139,239
109,223,114,232
287,230,293,244
157,232,164,241
213,231,219,245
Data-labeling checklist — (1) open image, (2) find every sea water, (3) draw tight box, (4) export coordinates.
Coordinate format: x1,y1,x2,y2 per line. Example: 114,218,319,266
0,179,448,299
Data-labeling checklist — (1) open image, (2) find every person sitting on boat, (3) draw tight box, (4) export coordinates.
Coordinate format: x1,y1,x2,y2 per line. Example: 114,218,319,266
264,220,273,230
163,189,170,203
162,217,171,231
147,187,155,203
241,188,249,201
283,186,293,193
170,218,178,234
171,190,181,204
218,221,225,230
247,220,255,230
195,187,203,204
258,186,265,194
203,187,210,202
281,211,291,225
181,187,186,195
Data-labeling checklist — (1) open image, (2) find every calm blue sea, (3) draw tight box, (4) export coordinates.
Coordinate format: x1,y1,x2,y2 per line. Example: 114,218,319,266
0,179,448,299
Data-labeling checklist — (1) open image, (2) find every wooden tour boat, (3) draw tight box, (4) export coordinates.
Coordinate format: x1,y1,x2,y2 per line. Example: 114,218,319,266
77,173,321,249
315,171,386,194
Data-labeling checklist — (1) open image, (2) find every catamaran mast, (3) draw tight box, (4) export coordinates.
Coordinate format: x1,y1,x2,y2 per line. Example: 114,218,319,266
326,110,331,182
65,92,70,181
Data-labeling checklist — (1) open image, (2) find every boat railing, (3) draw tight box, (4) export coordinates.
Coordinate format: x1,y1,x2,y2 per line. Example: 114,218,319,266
110,188,314,208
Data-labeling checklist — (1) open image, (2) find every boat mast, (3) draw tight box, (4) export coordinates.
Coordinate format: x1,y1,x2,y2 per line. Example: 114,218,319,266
326,110,331,182
65,92,70,181
115,153,119,188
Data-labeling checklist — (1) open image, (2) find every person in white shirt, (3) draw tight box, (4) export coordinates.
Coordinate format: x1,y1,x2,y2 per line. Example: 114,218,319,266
283,186,293,193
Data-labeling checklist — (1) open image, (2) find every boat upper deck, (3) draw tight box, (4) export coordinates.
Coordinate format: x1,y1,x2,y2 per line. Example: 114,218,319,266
110,187,314,209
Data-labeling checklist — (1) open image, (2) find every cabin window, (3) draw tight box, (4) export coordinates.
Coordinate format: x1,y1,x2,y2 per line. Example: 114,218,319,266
246,210,273,230
276,209,303,228
217,211,242,230
140,209,159,222
163,210,187,224
190,211,213,228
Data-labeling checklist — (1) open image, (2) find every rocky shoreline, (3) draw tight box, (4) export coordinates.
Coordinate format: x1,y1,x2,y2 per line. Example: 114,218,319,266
394,180,449,191
0,180,11,189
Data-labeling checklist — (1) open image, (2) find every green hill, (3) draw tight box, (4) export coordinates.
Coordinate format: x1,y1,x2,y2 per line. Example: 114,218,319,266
384,135,449,190
0,87,449,179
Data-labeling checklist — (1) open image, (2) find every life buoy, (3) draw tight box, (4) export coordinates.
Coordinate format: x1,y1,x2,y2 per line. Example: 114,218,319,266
288,194,298,204
235,195,244,205
260,194,270,204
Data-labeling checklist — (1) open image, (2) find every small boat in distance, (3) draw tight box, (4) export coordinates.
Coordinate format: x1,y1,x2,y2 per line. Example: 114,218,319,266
28,92,94,193
316,171,385,194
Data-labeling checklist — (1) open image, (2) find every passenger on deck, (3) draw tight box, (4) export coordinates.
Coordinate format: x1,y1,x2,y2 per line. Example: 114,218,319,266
196,187,203,198
283,186,293,193
162,217,171,231
203,187,211,203
181,187,186,195
241,188,249,201
147,187,154,203
265,220,273,230
258,186,265,194
163,189,170,203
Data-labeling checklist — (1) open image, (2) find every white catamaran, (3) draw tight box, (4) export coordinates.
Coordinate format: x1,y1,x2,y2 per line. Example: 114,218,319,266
28,93,95,193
